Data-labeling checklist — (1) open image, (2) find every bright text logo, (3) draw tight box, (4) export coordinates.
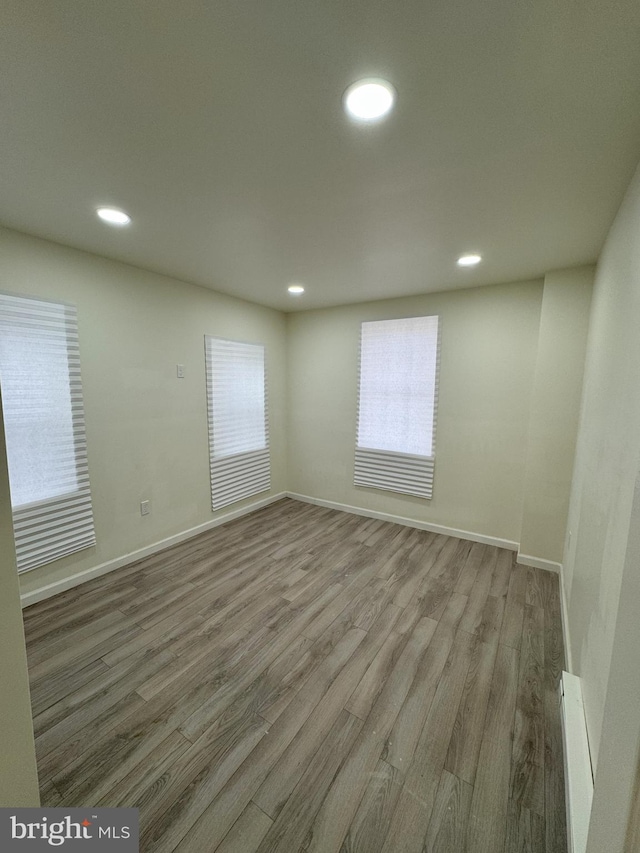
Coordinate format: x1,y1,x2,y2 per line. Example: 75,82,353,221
0,809,138,851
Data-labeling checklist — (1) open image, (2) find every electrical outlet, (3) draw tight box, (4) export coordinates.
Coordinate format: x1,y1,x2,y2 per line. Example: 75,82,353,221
176,364,185,379
140,500,150,516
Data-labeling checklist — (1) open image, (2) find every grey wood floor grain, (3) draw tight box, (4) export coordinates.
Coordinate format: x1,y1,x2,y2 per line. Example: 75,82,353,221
23,498,567,853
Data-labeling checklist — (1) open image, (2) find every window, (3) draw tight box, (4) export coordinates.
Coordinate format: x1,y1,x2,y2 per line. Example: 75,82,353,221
204,335,270,510
0,293,96,572
355,315,440,499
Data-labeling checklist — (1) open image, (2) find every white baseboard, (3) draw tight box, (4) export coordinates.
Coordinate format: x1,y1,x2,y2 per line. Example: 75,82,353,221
516,552,562,573
559,562,573,673
560,671,594,853
20,492,287,608
286,492,519,551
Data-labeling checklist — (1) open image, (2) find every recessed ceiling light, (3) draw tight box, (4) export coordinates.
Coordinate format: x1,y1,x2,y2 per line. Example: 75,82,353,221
96,207,131,226
343,78,396,122
288,284,305,295
457,253,482,267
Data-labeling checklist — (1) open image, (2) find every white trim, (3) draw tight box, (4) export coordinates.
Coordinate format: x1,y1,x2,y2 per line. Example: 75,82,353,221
559,561,573,673
516,552,562,573
20,492,287,608
560,671,594,853
286,492,519,551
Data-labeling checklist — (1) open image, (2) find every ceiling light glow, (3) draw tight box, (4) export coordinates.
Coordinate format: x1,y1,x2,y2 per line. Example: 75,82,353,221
288,284,305,295
96,207,131,226
457,253,482,267
343,79,396,122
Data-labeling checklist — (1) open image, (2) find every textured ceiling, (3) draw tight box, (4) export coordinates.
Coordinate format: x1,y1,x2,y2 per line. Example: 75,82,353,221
1,0,640,311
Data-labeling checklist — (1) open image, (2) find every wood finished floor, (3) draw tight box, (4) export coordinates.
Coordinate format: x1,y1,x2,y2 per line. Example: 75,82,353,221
23,498,567,853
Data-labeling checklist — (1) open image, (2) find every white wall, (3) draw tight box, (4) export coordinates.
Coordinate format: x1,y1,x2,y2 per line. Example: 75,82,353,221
560,161,640,850
563,160,640,767
584,474,640,852
287,280,545,547
0,389,39,806
0,226,287,600
519,267,593,564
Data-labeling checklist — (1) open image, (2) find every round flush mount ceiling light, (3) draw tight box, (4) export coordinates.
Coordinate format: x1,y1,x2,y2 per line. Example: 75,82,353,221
457,253,482,267
343,78,396,122
288,284,305,295
96,207,131,226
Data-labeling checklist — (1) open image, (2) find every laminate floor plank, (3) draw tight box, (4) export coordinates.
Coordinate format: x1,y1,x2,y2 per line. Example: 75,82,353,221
95,730,193,810
34,647,175,738
338,759,403,853
378,628,476,853
302,618,440,853
61,673,270,809
465,643,519,853
53,680,267,804
258,596,395,729
384,594,468,772
23,577,130,626
138,711,272,853
459,547,498,635
45,607,305,794
500,565,527,651
430,537,474,589
177,586,350,743
126,583,200,628
344,629,403,720
253,605,402,819
254,635,316,724
373,528,424,580
139,596,295,699
27,610,129,673
423,769,474,853
525,568,544,609
24,587,139,647
36,692,148,786
505,801,545,853
511,605,545,816
419,575,455,619
119,578,198,618
254,709,363,853
101,613,206,668
490,548,515,599
28,620,141,683
363,520,398,548
301,572,378,640
35,649,175,760
22,499,566,853
170,629,369,853
444,639,498,785
30,658,111,718
475,593,506,649
216,803,273,853
454,541,486,596
352,576,398,631
40,780,64,807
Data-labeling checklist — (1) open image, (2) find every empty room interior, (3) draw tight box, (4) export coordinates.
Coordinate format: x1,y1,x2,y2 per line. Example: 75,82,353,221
2,2,640,852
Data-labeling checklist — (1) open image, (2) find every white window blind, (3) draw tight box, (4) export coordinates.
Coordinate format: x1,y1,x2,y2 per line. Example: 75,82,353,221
205,335,270,510
0,292,96,572
355,315,440,499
